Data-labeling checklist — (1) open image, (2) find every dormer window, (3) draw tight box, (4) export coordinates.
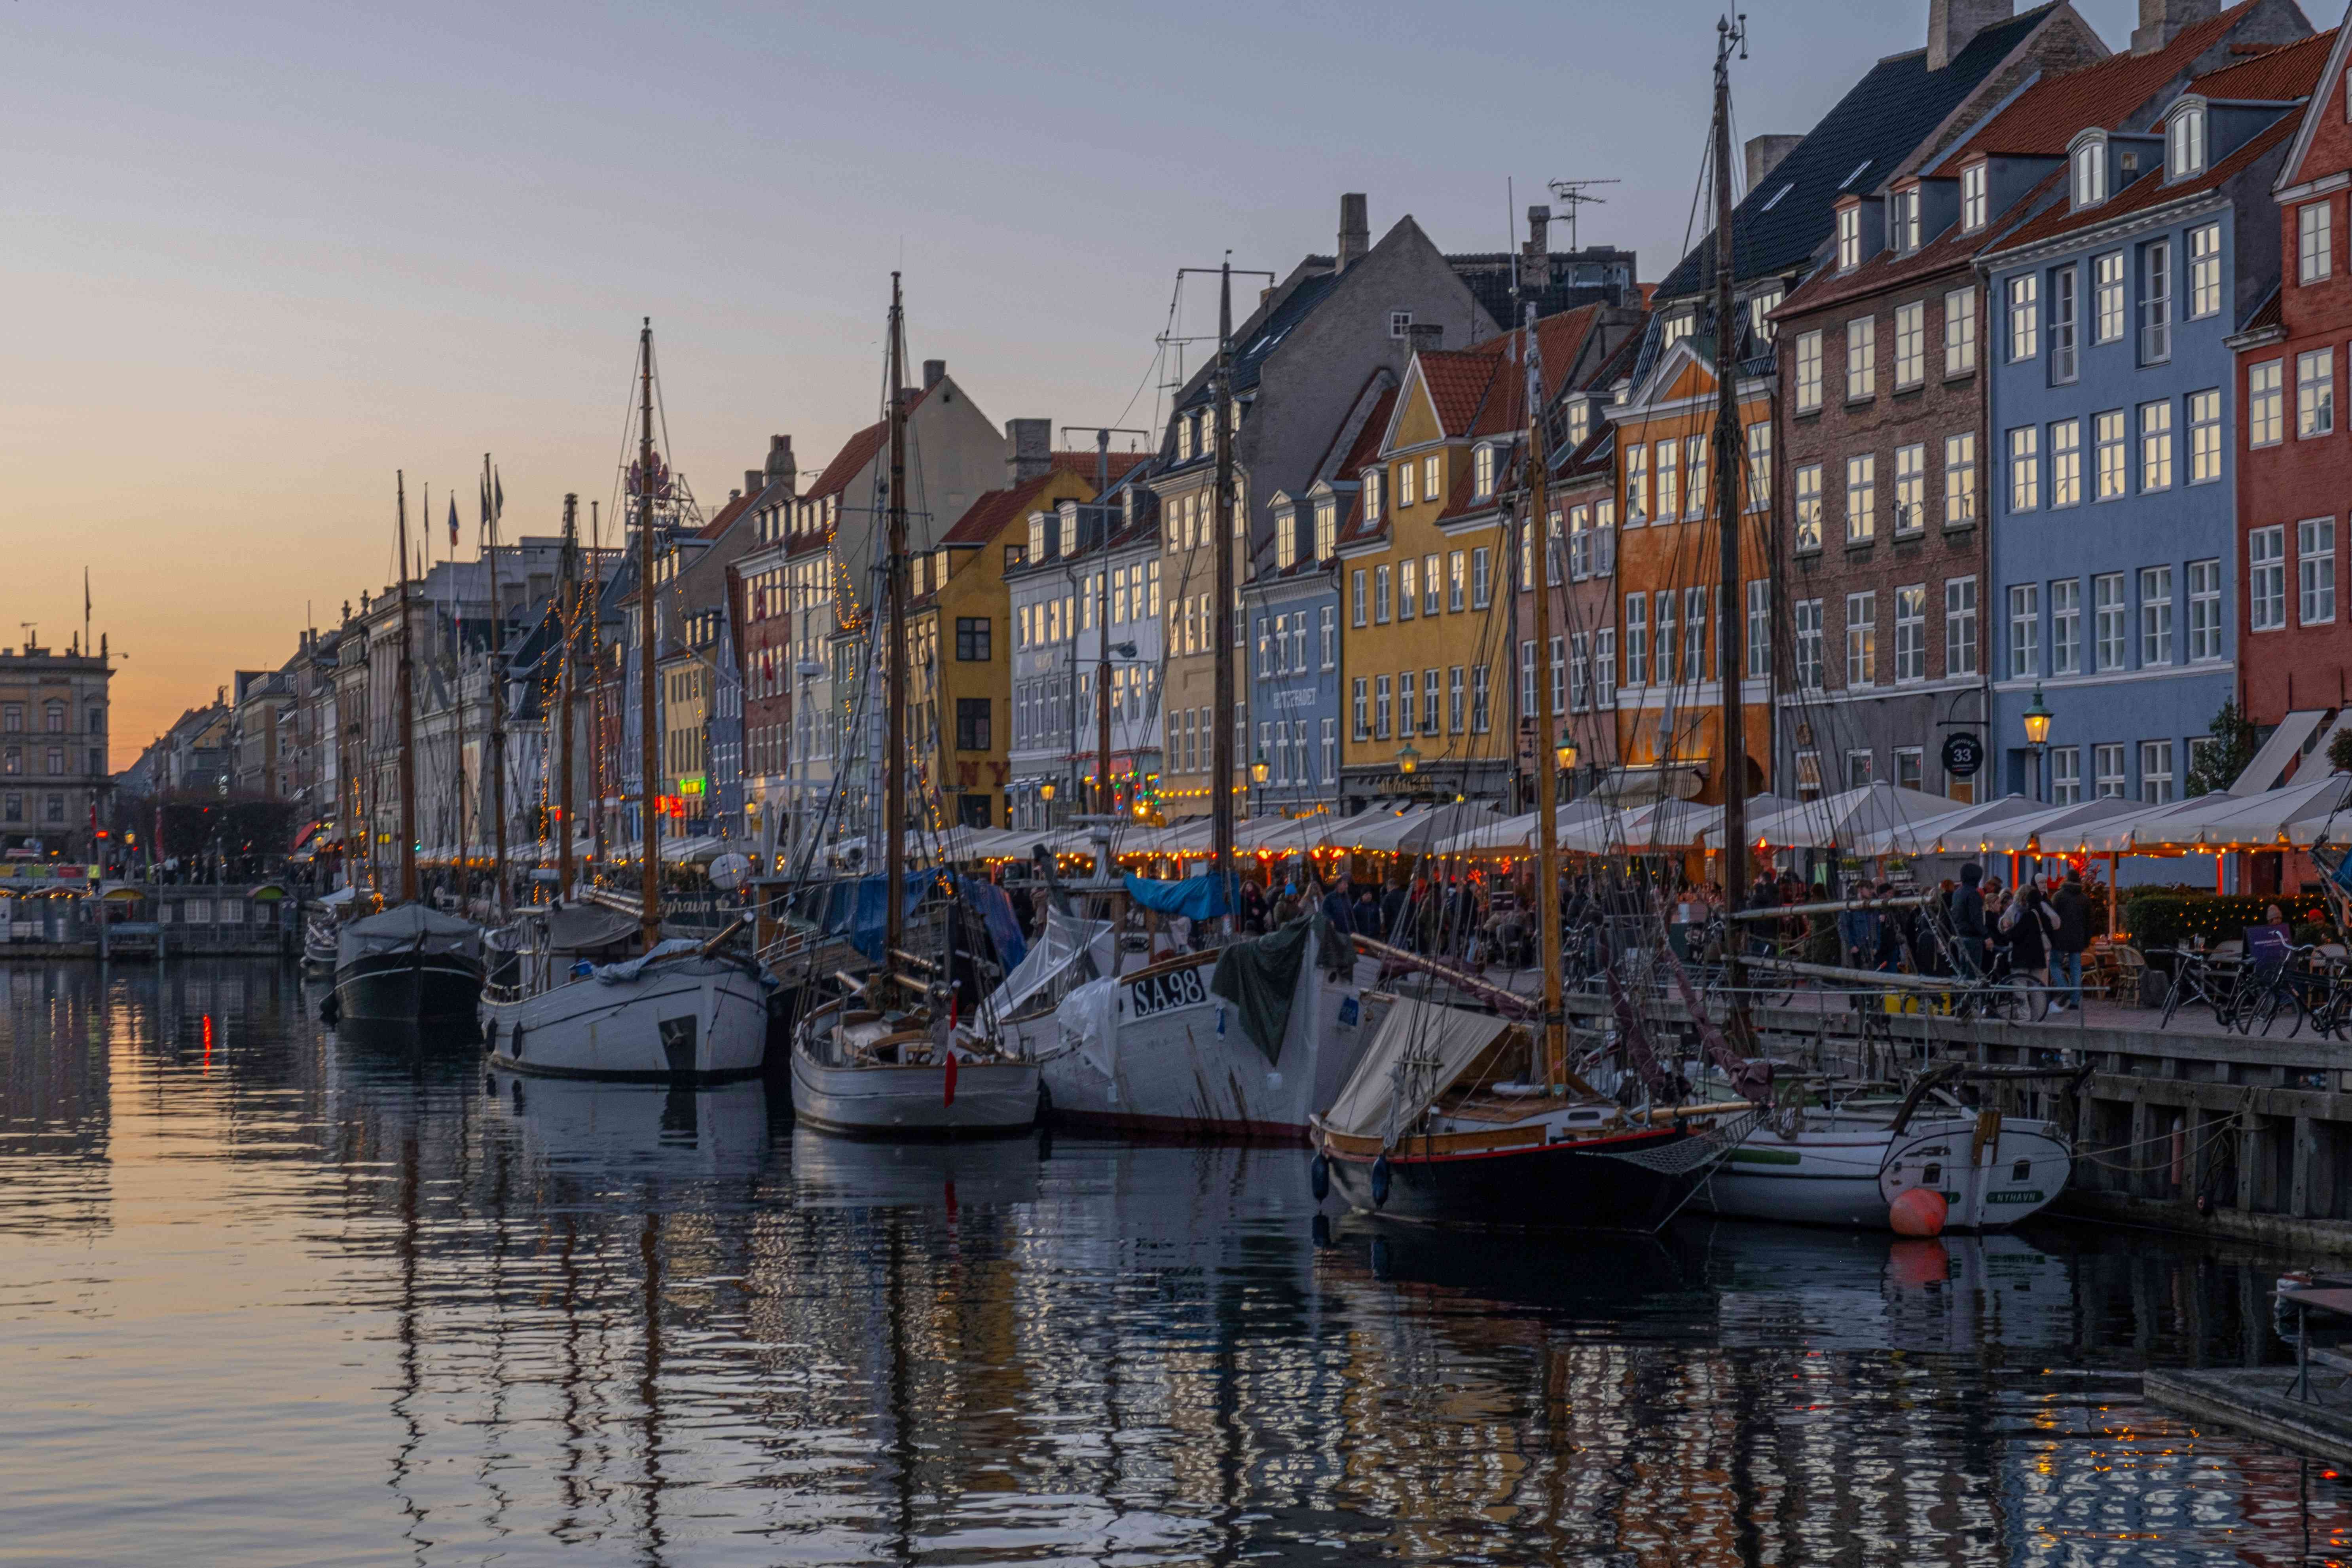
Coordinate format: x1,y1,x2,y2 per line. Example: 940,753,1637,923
1363,468,1383,523
1663,312,1695,348
1177,417,1194,462
1893,189,1920,254
1837,205,1863,270
2072,137,2106,209
1473,444,1498,500
1961,163,1987,231
1565,400,1591,449
2168,102,2206,178
1747,285,1783,342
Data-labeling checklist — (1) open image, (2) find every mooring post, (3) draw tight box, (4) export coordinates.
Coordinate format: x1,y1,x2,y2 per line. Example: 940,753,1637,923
2238,1111,2260,1213
2293,1115,2316,1220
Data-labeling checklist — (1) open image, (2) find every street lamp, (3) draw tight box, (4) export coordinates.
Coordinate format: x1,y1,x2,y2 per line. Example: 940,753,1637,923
2022,684,2053,804
1039,778,1056,802
1556,733,1578,771
1395,742,1420,777
1250,752,1269,785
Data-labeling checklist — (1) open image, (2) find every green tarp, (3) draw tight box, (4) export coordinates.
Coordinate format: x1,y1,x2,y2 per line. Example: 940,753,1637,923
1208,913,1351,1065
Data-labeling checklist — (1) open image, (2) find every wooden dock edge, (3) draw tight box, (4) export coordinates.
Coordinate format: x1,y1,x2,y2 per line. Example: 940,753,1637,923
2145,1368,2352,1466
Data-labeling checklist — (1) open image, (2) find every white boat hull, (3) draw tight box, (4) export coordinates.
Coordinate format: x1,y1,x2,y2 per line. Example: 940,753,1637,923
483,958,771,1082
1697,1114,2070,1230
791,1001,1039,1138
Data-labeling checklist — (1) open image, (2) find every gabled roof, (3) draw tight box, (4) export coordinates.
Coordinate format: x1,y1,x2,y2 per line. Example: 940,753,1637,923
2276,15,2352,191
2192,27,2337,101
938,471,1075,547
1988,111,2300,256
1415,347,1504,437
803,384,935,500
1929,0,2264,173
1465,305,1610,439
1656,3,2069,300
698,490,757,540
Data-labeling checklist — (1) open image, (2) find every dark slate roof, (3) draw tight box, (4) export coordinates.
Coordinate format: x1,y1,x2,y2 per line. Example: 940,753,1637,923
1175,271,1340,411
1655,2,2065,301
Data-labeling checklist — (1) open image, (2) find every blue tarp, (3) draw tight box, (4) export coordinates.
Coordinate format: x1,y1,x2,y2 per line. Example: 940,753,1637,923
961,876,1026,969
1123,871,1229,920
834,869,949,962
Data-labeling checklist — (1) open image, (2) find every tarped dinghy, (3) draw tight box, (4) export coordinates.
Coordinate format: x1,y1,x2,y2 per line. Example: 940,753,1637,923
1033,913,1372,1141
1309,996,1756,1231
334,903,484,1024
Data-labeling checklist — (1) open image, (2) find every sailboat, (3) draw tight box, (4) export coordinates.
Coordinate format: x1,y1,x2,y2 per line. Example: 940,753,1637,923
333,473,486,1026
788,276,1041,1136
482,320,773,1083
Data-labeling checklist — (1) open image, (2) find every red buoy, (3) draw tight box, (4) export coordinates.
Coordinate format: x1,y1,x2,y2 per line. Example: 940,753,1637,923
1889,1186,1948,1237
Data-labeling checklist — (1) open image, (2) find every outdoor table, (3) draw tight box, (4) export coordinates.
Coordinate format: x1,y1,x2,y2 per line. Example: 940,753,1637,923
2277,1286,2352,1400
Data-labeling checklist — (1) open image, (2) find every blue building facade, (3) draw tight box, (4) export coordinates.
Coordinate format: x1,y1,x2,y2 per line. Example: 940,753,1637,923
1244,481,1351,822
1984,99,2294,808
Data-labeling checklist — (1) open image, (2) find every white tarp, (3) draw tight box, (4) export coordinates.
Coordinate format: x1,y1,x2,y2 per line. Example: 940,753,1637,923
983,907,1112,1023
1356,800,1502,855
1846,793,2040,858
1748,782,1957,851
2229,709,2326,795
1971,796,2146,854
1318,995,1514,1143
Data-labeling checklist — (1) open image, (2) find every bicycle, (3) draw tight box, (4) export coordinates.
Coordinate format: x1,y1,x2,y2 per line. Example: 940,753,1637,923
2157,945,2240,1031
2226,942,2322,1038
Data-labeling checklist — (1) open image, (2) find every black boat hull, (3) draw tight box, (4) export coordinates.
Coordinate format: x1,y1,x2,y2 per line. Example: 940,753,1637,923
334,949,484,1025
1321,1128,1714,1232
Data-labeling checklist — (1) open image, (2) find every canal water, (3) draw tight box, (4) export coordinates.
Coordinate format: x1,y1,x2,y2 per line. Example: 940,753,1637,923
6,959,2351,1567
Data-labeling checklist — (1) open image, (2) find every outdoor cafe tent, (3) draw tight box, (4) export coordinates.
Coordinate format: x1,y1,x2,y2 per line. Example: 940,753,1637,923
1659,793,1802,849
2094,772,2352,851
1747,782,1959,852
1844,793,2042,859
1348,800,1503,855
1434,800,1615,853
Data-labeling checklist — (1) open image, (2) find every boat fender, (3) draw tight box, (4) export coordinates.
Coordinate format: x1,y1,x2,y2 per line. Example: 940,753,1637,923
1310,1153,1330,1202
1370,1154,1391,1209
319,992,340,1026
510,1023,525,1060
1889,1186,1947,1237
1311,1212,1332,1249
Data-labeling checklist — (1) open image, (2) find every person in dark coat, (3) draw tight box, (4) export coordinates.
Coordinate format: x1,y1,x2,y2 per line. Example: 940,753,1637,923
1322,870,1356,934
1379,874,1408,943
1952,864,1988,979
2049,871,2092,1011
2001,876,2057,1005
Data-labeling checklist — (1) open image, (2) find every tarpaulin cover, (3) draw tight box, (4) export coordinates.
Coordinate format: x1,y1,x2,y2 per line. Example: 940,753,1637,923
983,906,1107,1021
1319,996,1514,1142
962,876,1027,971
338,902,483,965
1125,871,1229,920
1206,914,1346,1065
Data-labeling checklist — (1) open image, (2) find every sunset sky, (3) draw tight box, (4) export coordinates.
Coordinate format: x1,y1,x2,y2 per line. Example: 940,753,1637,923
4,0,2153,763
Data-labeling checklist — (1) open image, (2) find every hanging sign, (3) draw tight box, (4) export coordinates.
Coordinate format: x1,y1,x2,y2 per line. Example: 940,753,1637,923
1941,732,1984,779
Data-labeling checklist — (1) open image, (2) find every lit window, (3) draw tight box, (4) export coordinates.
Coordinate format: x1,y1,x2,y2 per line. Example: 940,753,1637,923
1747,286,1782,343
1893,584,1926,683
2299,347,2335,437
2050,419,2080,509
1837,205,1862,269
2250,360,2284,446
2301,518,2337,626
1895,444,1926,533
1745,421,1772,511
1794,463,1823,552
1846,317,1876,399
1795,330,1825,412
1943,287,1977,375
1396,459,1415,508
1624,443,1648,522
2302,202,2334,284
1944,433,1977,526
2250,525,2286,632
1846,590,1877,687
1655,440,1680,519
1894,301,1924,387
2189,223,2221,318
1685,434,1708,518
2094,252,2125,343
2009,426,2039,512
2008,274,2039,362
1961,163,1987,230
1363,469,1383,523
2094,410,2126,501
1846,454,1876,544
1473,444,1496,499
2141,400,2173,491
2189,389,2222,484
2169,106,2205,177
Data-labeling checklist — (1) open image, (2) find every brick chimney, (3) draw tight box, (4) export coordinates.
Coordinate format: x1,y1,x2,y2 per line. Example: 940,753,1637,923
1519,205,1552,295
1745,134,1804,189
923,359,946,391
1336,193,1370,273
765,434,796,499
1928,0,2013,70
744,469,763,497
1006,418,1053,483
1406,322,1445,358
2132,0,2218,54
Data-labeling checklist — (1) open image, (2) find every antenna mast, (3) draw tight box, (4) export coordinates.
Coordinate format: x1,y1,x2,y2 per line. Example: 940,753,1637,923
1544,178,1621,254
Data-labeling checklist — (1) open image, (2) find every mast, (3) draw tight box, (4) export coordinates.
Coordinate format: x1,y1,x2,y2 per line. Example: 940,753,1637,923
440,479,468,882
1094,428,1115,816
883,274,910,967
558,493,579,898
1523,309,1565,1088
486,452,510,921
590,499,607,871
636,320,664,948
1209,262,1237,909
1713,14,1752,1020
396,472,419,906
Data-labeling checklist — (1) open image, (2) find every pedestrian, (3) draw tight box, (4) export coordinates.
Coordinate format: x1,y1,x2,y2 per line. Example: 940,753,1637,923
1379,873,1407,942
2049,870,2092,1012
1999,874,2058,1010
1836,879,1880,971
1952,864,1988,980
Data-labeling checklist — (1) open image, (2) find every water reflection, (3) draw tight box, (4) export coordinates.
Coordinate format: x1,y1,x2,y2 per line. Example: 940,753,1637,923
4,958,2351,1565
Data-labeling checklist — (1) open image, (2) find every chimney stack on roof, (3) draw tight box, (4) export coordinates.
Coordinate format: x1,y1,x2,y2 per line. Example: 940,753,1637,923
1518,204,1552,295
1336,192,1370,273
766,434,796,498
744,469,763,497
1007,418,1053,483
1745,133,1804,189
1927,0,2014,71
1405,322,1445,358
2131,0,2219,55
922,359,946,391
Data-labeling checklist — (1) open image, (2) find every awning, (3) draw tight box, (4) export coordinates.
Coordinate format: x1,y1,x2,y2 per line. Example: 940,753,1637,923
2230,709,2327,795
1748,782,1959,852
1973,796,2145,855
290,821,323,853
1846,793,2041,858
1585,762,1706,806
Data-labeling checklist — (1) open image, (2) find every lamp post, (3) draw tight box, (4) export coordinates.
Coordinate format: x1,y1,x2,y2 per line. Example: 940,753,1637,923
2022,684,2052,803
1555,734,1578,804
1038,777,1055,830
1250,751,1269,818
1396,742,1420,783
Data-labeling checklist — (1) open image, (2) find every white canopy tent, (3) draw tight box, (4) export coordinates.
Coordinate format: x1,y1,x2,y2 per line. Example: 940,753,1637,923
1747,783,1959,852
1844,793,2042,859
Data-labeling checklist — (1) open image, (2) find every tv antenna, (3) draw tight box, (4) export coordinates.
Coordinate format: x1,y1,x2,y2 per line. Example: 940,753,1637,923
1545,178,1620,252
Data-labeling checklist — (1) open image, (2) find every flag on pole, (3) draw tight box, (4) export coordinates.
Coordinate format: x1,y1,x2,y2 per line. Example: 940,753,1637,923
493,468,504,523
447,496,459,550
83,568,90,624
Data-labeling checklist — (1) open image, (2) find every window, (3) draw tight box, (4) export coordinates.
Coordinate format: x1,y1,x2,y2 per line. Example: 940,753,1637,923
1893,188,1920,254
2008,274,2039,362
2300,348,2335,438
1794,463,1823,551
1423,554,1441,616
1321,718,1336,783
1795,331,1824,413
0,795,14,822
1290,612,1308,671
1374,565,1392,622
1962,163,1987,230
1654,590,1677,686
44,703,63,735
2009,584,2040,679
1567,505,1593,580
1314,499,1336,560
1374,675,1392,739
2189,223,2221,318
1683,584,1707,680
1837,204,1862,269
1745,421,1771,510
1795,598,1824,690
1944,287,1978,375
1943,433,1977,526
2051,576,2088,677
2140,400,2174,492
2095,410,2126,501
2073,140,2105,207
2010,427,2039,512
1449,665,1467,730
1846,317,1876,400
1847,750,1876,789
2093,251,2125,344
2189,388,2223,483
1363,469,1383,523
2303,201,2334,284
2141,240,2171,364
2051,747,2083,805
1397,668,1416,734
1471,665,1491,732
954,617,991,661
1423,454,1440,501
1846,454,1876,544
2141,565,2174,665
1946,576,1978,677
2141,740,2176,804
1624,595,1649,684
1566,401,1590,448
1446,550,1465,612
2095,743,2127,799
1595,629,1618,707
955,698,992,752
1656,439,1680,519
1846,591,1876,687
1685,434,1708,519
2094,572,2127,672
1352,677,1368,739
1351,569,1367,627
2170,106,2205,177
2248,521,2286,628
1389,310,1413,338
1473,444,1496,499
1663,311,1695,349
44,794,63,824
2049,265,2078,383
1894,444,1926,533
45,747,62,775
1320,605,1335,669
2250,360,2284,446
1422,667,1441,735
1747,579,1770,681
1396,460,1415,508
1893,584,1926,683
1896,747,1924,791
1550,636,1567,716
1894,301,1924,388
2189,558,2223,661
1624,443,1649,522
1747,287,1783,343
2050,419,2081,508
2303,518,2338,626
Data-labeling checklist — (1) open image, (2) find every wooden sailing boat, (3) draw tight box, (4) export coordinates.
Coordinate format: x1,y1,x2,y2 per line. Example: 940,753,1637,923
333,471,486,1025
788,276,1040,1136
481,320,771,1082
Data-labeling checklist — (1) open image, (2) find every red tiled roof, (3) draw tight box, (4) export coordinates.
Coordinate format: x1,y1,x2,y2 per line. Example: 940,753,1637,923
1991,113,2296,252
1415,349,1503,437
938,472,1068,547
1467,305,1608,439
2191,27,2336,100
1050,449,1149,484
2241,284,2284,335
803,385,934,500
1930,0,2263,174
1779,165,2066,319
1339,386,1398,477
698,491,756,539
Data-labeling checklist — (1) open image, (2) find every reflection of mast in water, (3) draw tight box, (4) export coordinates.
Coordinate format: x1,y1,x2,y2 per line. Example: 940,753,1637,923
554,1212,595,1535
637,1209,670,1565
387,1129,430,1557
885,1213,917,1562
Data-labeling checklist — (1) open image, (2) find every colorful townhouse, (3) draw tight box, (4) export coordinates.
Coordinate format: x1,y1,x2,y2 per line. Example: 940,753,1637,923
1985,20,2325,808
1771,3,2297,803
2233,21,2352,787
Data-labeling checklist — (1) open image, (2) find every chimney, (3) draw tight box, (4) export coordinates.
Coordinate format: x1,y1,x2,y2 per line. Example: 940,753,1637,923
1928,0,2014,70
2132,0,2218,54
1007,418,1053,483
1405,322,1445,358
766,434,796,499
1519,204,1553,295
923,359,946,391
1745,133,1804,189
1336,193,1370,273
744,468,763,497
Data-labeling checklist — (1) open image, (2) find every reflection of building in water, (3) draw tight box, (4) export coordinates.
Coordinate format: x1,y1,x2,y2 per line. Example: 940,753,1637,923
2,962,115,1234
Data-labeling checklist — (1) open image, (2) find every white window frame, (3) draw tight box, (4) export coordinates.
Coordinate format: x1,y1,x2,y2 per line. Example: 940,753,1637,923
1894,301,1924,388
2301,517,2338,627
2008,583,2040,679
1893,584,1927,684
1944,432,1977,526
1945,576,1978,677
1795,331,1824,413
1845,590,1876,688
1846,316,1876,400
1846,453,1876,544
2140,564,2174,666
1944,286,1978,376
1961,163,1987,231
2250,360,2284,447
2302,201,2334,284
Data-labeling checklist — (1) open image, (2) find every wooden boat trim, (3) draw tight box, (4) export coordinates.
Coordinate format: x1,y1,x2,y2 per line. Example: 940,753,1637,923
1115,950,1218,986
